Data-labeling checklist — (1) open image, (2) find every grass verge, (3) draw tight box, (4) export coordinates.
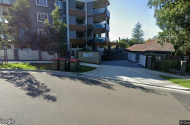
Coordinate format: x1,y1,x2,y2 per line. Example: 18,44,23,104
77,65,96,73
160,75,190,89
0,63,96,73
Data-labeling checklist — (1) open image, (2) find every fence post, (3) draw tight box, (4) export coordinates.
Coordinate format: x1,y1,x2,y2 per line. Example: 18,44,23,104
180,61,187,75
108,45,111,52
39,50,42,61
14,49,19,61
147,56,152,69
116,45,119,53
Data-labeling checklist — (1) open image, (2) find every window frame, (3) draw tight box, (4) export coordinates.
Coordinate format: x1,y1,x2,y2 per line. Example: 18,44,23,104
36,0,48,7
55,1,63,9
38,29,46,35
37,12,49,23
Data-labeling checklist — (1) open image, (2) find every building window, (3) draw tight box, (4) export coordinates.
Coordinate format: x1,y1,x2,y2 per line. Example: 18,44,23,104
37,12,48,22
38,29,46,35
36,0,48,7
55,1,63,9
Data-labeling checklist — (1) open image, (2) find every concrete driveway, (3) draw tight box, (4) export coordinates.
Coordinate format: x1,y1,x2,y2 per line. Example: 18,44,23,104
0,70,190,125
82,60,190,91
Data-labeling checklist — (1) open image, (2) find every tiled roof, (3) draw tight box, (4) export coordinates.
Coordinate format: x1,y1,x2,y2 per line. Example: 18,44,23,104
127,39,175,52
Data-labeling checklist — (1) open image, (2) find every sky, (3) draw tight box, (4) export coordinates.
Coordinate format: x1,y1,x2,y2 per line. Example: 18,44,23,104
108,0,161,41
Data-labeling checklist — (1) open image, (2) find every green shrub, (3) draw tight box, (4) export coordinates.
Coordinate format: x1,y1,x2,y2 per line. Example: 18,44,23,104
186,64,190,73
160,60,180,72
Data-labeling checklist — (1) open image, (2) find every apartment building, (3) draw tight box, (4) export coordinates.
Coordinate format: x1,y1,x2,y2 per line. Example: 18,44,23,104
0,0,110,50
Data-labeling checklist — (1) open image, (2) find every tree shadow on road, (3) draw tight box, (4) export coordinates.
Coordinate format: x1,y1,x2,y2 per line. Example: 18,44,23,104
49,73,115,90
0,71,57,102
49,73,165,95
86,76,167,96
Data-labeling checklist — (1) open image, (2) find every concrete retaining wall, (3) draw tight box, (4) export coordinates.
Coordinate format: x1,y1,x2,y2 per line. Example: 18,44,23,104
7,49,15,60
18,50,39,60
42,51,57,60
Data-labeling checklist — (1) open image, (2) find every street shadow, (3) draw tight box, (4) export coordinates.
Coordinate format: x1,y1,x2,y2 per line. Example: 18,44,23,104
0,71,57,102
49,73,165,95
85,76,166,95
49,73,115,90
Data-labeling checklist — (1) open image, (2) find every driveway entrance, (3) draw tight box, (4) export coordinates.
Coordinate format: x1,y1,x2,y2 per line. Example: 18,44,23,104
82,60,189,90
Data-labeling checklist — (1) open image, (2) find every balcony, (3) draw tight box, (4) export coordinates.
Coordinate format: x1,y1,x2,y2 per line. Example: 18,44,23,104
69,9,85,17
94,37,109,43
93,7,110,18
69,24,86,32
93,0,110,9
0,0,15,6
70,38,86,45
93,23,110,34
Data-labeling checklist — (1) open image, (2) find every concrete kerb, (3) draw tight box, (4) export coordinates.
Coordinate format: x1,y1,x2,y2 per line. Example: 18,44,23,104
7,61,100,68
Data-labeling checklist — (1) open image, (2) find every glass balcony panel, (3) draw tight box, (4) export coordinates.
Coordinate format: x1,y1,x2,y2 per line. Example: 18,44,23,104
93,23,106,29
106,24,110,31
94,37,109,43
93,8,105,15
93,7,110,18
0,0,15,5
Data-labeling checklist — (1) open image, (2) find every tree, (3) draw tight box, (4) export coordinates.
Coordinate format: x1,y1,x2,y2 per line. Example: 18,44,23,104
148,0,190,55
0,6,10,49
39,5,67,55
132,22,144,43
118,39,127,49
0,22,10,49
117,38,138,49
5,0,30,43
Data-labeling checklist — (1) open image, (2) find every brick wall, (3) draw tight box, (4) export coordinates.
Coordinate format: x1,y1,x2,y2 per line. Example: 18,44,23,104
69,30,76,39
69,16,76,24
87,2,93,15
88,17,93,24
69,0,76,9
28,0,55,37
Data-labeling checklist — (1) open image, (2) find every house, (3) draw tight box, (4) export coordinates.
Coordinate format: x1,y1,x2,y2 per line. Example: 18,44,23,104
0,0,110,51
127,39,175,61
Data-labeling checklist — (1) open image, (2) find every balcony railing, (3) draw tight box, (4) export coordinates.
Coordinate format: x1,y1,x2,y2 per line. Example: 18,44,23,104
94,37,109,43
93,23,106,29
76,37,85,39
106,24,110,31
93,7,110,18
93,23,110,32
0,0,15,5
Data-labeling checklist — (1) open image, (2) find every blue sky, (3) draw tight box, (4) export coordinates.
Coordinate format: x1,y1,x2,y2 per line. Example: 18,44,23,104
108,0,161,41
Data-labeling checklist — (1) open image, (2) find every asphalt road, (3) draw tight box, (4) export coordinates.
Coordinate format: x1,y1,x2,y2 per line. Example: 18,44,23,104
0,71,190,125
